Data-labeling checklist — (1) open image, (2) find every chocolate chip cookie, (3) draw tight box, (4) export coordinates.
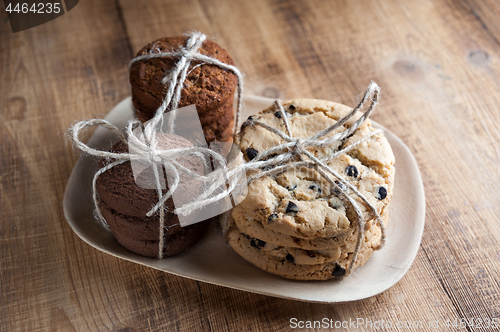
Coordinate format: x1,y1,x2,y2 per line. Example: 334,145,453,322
225,213,384,280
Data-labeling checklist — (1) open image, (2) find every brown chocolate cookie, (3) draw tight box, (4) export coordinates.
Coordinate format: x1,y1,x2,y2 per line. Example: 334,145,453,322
96,132,210,257
110,218,210,258
101,202,182,241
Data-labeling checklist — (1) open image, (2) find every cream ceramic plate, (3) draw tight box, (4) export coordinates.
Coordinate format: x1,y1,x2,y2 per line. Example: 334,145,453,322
63,95,425,303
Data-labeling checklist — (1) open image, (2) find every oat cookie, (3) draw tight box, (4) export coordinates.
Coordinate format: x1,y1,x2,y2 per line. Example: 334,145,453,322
129,36,237,143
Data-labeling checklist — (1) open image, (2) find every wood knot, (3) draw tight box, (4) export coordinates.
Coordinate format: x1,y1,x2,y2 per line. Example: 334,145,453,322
5,96,27,121
468,50,489,66
392,60,424,82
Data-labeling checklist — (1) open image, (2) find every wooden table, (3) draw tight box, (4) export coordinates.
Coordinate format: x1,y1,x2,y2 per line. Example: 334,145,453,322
2,0,500,331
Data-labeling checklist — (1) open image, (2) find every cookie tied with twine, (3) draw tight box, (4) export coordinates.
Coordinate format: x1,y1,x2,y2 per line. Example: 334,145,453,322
221,82,391,276
129,32,243,142
69,32,245,259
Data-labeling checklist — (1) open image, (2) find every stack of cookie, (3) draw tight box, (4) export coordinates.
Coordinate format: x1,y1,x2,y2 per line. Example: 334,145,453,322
129,36,238,144
96,133,210,258
222,99,395,280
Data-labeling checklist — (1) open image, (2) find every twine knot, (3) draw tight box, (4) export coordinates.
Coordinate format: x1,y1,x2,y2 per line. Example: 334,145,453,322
146,149,159,164
292,138,305,154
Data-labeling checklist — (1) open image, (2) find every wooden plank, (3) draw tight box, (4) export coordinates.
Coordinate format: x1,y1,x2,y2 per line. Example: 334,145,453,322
461,0,500,45
1,0,500,330
0,1,134,331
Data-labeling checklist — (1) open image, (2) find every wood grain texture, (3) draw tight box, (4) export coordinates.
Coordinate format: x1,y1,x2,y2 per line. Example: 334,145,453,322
1,0,500,331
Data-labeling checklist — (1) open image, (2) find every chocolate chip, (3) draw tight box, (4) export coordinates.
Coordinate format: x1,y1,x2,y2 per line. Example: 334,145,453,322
286,184,297,191
268,214,278,223
332,264,346,277
309,184,321,193
333,180,345,195
345,165,358,178
289,104,296,110
285,201,299,214
250,238,266,249
378,186,387,200
247,115,256,121
274,111,283,118
246,148,259,160
285,253,295,263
